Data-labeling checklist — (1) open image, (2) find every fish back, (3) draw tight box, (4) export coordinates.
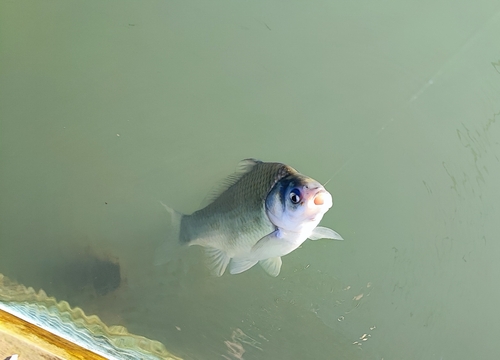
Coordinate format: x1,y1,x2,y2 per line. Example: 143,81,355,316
179,160,297,246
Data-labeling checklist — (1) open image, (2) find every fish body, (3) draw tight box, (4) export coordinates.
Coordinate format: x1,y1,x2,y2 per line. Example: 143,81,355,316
168,159,342,276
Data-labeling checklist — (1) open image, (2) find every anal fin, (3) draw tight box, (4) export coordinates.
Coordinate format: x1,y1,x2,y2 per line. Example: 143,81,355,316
205,247,231,277
229,258,258,275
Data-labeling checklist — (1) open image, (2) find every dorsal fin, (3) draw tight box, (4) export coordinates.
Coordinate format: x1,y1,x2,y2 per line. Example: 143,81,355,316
200,159,261,207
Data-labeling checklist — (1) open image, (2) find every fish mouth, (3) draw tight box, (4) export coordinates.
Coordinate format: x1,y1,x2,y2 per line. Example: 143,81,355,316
311,189,333,208
307,190,332,222
299,181,333,210
314,192,326,205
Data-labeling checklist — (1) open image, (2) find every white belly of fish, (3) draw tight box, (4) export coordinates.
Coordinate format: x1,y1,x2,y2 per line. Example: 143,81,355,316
192,222,312,277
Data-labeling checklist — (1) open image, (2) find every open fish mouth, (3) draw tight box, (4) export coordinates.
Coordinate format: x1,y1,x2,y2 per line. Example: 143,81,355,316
311,189,333,209
307,193,332,223
314,191,326,205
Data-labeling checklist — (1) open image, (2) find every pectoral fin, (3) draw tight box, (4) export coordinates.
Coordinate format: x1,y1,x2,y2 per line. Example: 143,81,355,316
251,229,286,259
229,258,258,275
259,257,282,277
205,247,231,276
309,226,344,241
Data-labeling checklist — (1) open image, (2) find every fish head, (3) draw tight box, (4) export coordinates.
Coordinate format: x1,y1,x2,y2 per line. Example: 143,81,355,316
265,174,333,234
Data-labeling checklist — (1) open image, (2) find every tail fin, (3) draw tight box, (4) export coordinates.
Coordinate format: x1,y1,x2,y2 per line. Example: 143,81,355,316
153,201,183,266
159,201,182,238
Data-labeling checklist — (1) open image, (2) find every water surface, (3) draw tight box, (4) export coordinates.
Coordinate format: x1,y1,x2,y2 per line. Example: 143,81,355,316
1,0,500,359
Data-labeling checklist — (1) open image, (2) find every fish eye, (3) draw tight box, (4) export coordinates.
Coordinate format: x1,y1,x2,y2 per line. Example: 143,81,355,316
289,189,301,204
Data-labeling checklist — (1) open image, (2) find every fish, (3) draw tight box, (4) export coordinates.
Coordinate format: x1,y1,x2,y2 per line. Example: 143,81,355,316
162,159,343,277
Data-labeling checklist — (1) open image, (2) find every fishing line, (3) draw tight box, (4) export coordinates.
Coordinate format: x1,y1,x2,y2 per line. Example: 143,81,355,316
322,13,496,186
323,117,396,187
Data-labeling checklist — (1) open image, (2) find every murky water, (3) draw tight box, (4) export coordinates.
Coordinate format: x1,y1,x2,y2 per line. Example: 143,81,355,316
1,0,500,359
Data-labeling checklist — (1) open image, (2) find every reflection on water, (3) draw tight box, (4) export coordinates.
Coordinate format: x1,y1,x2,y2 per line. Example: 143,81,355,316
1,0,500,359
0,274,181,360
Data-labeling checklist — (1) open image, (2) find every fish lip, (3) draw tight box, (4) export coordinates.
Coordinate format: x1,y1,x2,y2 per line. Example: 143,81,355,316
311,189,333,208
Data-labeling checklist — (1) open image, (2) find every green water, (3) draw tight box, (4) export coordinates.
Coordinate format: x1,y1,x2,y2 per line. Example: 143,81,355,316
1,0,500,359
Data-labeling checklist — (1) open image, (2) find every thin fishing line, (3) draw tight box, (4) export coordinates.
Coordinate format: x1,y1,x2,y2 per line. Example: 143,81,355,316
323,117,396,186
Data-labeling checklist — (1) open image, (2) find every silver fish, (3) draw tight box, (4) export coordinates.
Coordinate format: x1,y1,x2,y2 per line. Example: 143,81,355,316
165,159,343,277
